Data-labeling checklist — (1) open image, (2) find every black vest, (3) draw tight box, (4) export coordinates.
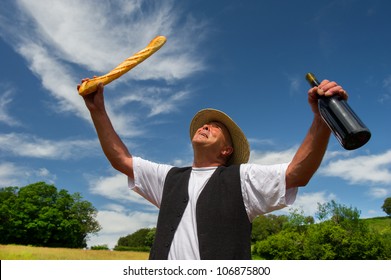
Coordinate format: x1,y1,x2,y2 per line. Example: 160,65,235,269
149,165,252,260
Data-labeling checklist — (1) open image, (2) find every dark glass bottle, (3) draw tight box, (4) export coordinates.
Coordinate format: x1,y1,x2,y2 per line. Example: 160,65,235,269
305,73,371,150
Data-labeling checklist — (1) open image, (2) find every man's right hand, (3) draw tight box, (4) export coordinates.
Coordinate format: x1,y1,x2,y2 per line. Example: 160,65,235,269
77,78,105,113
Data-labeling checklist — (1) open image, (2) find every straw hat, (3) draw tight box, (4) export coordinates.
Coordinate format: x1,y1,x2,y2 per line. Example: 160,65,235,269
189,108,250,165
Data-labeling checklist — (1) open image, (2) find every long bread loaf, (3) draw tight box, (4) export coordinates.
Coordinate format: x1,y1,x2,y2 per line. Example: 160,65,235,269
78,35,167,96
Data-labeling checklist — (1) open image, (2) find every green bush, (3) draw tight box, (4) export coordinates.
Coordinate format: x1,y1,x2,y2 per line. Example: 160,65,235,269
90,244,109,250
116,228,155,249
252,201,391,260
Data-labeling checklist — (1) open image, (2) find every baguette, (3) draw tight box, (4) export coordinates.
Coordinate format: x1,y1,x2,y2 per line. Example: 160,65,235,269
78,35,167,96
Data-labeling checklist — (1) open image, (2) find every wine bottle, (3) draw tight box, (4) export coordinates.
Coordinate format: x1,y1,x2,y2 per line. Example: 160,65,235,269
305,73,371,150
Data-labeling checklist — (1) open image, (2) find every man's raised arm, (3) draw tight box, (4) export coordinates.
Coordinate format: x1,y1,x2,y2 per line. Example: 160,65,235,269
78,81,134,179
285,79,348,188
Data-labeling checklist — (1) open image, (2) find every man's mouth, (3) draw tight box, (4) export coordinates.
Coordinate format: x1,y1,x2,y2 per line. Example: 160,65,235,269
199,132,208,138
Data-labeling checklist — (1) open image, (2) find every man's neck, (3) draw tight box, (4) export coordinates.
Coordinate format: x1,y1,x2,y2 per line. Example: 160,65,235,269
192,161,222,168
192,145,226,168
192,153,225,168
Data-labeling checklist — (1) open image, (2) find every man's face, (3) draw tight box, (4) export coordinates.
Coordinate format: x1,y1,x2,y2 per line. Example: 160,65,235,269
192,121,233,151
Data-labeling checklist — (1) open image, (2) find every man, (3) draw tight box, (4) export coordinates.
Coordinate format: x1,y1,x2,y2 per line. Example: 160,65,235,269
78,78,347,259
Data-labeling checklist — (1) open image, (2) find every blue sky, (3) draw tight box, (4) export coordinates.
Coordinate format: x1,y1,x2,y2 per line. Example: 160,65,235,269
0,0,390,248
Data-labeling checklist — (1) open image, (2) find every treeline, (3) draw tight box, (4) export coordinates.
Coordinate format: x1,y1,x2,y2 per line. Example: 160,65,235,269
116,201,391,259
114,228,156,252
253,201,391,259
0,182,101,248
2,181,390,259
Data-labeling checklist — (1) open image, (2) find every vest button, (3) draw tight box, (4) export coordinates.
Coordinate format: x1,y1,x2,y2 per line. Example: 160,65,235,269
170,226,175,232
183,198,188,203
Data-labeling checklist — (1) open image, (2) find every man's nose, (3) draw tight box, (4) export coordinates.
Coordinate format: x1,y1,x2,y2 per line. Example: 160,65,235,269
202,124,209,130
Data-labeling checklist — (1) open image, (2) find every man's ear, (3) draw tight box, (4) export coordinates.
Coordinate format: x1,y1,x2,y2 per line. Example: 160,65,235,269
221,146,234,157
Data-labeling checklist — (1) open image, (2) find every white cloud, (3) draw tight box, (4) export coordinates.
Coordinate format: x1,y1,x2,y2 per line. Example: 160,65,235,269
0,87,21,126
86,172,161,249
379,75,391,103
248,138,275,147
276,191,337,217
88,173,156,209
323,149,353,161
104,105,145,138
0,162,57,187
383,74,391,90
288,75,301,95
87,206,158,249
249,147,296,165
17,42,89,118
1,0,208,136
0,162,21,186
367,187,389,199
115,87,190,117
14,0,205,80
0,133,99,159
320,150,391,185
292,191,337,216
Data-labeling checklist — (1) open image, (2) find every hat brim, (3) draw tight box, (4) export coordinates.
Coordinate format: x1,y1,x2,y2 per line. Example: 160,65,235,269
189,108,250,165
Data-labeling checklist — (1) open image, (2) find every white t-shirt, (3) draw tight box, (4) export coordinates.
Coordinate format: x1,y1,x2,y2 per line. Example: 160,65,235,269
128,157,298,260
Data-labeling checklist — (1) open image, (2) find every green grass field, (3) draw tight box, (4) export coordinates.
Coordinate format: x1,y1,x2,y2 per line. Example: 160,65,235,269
365,216,391,235
0,244,149,260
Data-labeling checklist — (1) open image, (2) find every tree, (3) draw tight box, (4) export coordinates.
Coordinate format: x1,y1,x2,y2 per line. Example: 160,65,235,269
283,208,314,231
316,200,361,226
303,219,385,259
251,214,288,242
115,228,155,251
309,201,386,259
145,227,156,247
0,182,101,248
381,197,391,216
253,201,391,260
253,230,305,260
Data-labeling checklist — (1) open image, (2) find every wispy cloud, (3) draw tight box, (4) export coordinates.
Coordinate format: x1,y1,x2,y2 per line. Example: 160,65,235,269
272,190,337,219
367,187,389,199
0,0,208,136
15,0,207,78
0,162,22,186
115,87,190,117
248,138,275,147
0,87,21,127
250,147,297,165
87,173,155,209
320,150,391,185
0,133,99,159
288,75,301,95
383,74,391,90
252,144,391,187
17,42,88,118
0,162,56,187
251,145,391,206
286,191,337,217
379,74,391,103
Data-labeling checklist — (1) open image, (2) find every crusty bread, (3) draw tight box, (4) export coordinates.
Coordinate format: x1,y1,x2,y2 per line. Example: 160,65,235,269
78,35,167,96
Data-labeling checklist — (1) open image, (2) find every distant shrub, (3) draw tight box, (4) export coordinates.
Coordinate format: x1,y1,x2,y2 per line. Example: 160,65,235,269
90,244,109,250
